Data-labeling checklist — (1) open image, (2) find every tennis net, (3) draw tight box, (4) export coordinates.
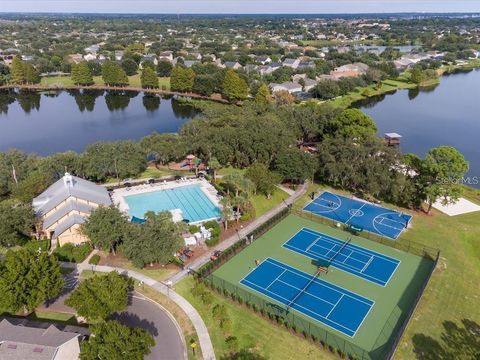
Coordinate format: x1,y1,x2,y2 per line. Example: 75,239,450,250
287,269,321,308
328,238,351,263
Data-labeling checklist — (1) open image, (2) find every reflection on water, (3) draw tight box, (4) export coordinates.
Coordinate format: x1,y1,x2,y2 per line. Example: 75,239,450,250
0,90,198,155
356,69,480,188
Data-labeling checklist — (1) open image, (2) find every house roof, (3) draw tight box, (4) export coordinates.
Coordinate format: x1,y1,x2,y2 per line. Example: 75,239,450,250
43,200,95,230
224,61,241,68
270,81,303,91
283,58,299,65
52,214,86,240
0,319,80,360
32,173,111,217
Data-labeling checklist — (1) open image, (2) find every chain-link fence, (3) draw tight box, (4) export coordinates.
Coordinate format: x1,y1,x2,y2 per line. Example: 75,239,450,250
192,206,439,360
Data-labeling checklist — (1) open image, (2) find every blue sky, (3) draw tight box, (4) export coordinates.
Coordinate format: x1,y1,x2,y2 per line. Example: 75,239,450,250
2,0,480,14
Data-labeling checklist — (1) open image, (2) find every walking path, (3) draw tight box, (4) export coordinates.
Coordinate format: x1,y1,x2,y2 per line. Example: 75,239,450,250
62,261,216,360
167,181,308,284
60,181,308,360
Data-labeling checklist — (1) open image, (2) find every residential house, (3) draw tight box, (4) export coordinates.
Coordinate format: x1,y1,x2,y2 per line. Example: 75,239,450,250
303,78,318,92
265,62,282,73
0,318,83,360
21,55,34,62
292,74,307,82
158,51,174,62
269,82,303,94
84,44,100,54
224,61,242,70
283,58,301,69
183,60,199,68
256,56,272,65
67,54,83,64
330,62,369,78
114,50,124,61
83,53,96,61
298,60,316,71
244,64,258,73
141,53,158,66
32,173,112,247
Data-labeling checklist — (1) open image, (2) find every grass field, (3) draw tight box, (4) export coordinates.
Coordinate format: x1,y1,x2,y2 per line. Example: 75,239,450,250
96,250,177,282
250,188,289,217
210,214,433,359
175,277,336,360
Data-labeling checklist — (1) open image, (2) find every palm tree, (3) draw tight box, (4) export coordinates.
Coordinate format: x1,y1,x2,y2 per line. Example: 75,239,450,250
208,157,221,183
220,197,234,230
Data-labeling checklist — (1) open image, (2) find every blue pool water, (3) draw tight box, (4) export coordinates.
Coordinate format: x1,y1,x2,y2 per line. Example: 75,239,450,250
124,184,221,223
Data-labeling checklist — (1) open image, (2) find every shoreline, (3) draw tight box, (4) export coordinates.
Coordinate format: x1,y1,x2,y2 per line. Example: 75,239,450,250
0,83,230,104
323,59,480,109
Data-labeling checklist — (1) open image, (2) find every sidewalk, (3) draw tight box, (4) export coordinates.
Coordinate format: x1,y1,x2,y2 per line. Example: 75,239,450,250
62,262,216,360
167,181,308,285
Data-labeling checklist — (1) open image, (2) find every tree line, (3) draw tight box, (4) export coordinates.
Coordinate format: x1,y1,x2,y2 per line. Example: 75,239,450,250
0,98,469,251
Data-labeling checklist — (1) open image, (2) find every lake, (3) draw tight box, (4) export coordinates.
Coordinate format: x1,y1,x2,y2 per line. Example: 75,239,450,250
0,89,197,155
356,68,480,188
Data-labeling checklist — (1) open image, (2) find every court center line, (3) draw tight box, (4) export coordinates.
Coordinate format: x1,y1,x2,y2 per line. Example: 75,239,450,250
299,228,400,264
266,269,287,290
283,243,387,286
241,278,358,334
360,256,374,273
326,294,344,319
265,258,374,306
305,237,321,252
345,202,367,225
275,278,337,307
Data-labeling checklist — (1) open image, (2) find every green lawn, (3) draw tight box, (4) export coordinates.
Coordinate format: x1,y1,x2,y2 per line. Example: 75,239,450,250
211,214,432,359
175,277,336,360
250,188,289,217
96,251,177,282
28,310,79,325
394,201,480,358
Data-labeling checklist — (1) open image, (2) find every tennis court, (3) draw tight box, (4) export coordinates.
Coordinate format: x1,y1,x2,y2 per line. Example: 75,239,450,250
283,228,400,286
304,191,412,239
240,257,374,337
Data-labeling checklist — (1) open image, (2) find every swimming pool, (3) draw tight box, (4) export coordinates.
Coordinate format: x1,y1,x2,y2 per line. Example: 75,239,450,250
124,184,221,223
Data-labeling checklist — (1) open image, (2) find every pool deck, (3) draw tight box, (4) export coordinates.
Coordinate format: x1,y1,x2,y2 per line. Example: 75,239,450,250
111,178,221,222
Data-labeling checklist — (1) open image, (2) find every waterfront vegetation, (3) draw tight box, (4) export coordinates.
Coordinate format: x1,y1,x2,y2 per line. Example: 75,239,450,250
1,13,480,360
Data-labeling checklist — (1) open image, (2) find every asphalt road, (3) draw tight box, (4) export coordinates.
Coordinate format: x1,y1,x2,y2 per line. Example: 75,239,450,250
112,293,186,360
41,271,186,360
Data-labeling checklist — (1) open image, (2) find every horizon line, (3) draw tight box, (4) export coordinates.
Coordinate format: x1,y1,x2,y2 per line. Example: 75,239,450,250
1,11,480,15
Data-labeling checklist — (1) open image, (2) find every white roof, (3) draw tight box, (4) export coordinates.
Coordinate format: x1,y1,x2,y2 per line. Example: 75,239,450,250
33,173,111,216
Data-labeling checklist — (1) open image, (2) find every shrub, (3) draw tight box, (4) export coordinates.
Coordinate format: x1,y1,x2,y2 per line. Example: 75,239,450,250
205,237,219,247
212,304,227,320
192,282,207,297
225,336,239,353
89,254,101,265
53,243,92,263
220,318,232,332
188,224,200,234
201,292,214,306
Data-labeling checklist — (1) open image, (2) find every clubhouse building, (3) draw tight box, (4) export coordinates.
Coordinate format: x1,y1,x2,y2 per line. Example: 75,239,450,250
32,173,111,246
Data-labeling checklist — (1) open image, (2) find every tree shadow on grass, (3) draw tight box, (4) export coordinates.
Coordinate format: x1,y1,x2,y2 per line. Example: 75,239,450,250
412,319,480,359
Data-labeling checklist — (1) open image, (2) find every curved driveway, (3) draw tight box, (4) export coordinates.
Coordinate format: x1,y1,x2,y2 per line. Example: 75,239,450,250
112,293,186,360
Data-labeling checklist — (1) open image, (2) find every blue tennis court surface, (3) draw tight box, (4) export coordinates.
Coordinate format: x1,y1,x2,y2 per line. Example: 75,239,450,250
240,258,374,337
304,191,412,239
283,228,400,286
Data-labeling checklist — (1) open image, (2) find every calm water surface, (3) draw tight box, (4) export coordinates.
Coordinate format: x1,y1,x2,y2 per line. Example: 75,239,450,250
356,69,480,188
0,90,197,155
